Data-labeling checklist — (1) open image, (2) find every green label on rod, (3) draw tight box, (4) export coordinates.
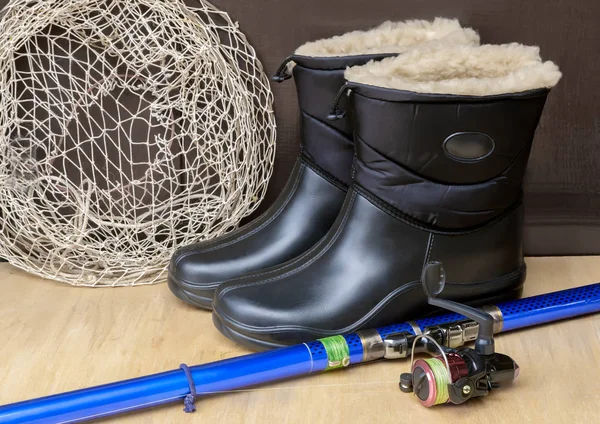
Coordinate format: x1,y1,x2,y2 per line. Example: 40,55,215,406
318,335,350,371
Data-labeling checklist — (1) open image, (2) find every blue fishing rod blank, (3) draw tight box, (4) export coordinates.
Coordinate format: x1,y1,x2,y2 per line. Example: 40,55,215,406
496,283,600,331
1,283,598,423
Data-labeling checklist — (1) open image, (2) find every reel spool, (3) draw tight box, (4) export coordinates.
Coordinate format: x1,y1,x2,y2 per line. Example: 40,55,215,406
400,262,520,407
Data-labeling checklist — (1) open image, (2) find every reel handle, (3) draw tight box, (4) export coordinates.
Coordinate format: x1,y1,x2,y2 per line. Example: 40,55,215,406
421,262,495,356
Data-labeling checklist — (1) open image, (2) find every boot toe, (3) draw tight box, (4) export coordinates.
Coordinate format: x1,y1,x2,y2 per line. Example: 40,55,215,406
168,244,240,308
213,277,325,347
170,245,226,287
214,280,294,329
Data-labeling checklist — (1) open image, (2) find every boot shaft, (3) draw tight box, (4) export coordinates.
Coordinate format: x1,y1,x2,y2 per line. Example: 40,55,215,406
348,85,549,229
274,18,480,186
212,44,562,348
343,43,561,230
291,54,393,186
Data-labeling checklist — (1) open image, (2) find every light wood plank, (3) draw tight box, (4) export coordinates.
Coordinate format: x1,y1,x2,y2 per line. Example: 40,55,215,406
0,257,599,423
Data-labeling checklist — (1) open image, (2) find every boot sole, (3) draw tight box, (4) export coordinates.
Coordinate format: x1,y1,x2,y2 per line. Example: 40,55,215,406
213,311,284,351
167,271,213,310
213,276,525,351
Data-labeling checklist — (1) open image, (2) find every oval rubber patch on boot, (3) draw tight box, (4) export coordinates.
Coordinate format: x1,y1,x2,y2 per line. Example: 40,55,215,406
443,132,495,162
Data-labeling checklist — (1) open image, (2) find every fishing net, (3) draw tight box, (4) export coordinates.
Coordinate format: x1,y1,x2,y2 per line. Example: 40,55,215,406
0,0,276,286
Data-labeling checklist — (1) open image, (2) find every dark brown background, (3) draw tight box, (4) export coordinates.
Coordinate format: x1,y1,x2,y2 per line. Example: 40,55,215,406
2,0,598,256
207,0,599,256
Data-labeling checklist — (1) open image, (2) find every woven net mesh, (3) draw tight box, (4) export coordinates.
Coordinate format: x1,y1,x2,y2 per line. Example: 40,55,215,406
0,0,276,286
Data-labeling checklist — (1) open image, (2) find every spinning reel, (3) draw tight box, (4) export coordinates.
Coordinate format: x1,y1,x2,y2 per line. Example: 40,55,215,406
400,262,520,407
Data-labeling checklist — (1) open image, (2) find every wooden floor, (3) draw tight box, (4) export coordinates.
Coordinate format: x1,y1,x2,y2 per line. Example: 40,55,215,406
0,257,599,423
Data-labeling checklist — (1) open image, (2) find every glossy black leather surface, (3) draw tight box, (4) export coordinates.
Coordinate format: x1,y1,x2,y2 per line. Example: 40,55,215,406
213,82,551,349
213,190,526,348
168,158,346,306
429,204,525,283
169,55,393,308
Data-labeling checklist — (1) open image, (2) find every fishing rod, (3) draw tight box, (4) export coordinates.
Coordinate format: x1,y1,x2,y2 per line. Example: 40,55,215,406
1,262,599,423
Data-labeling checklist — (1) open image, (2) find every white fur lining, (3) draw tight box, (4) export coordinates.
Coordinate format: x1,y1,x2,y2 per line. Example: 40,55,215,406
295,18,479,57
345,43,562,96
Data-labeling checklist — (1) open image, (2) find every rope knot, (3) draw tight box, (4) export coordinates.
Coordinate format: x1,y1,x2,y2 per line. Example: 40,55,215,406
180,363,197,413
183,394,197,413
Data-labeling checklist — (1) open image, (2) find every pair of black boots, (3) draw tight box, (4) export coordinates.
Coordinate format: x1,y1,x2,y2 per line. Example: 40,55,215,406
168,18,561,350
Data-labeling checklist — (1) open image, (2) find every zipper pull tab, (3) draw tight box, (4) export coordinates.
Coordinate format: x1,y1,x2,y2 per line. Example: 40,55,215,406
272,56,294,83
327,82,351,121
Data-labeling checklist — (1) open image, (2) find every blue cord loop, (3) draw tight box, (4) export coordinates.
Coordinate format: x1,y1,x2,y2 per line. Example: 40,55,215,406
179,363,197,413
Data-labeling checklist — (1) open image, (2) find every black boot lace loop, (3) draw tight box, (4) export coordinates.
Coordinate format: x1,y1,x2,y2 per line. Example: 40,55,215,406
272,56,295,82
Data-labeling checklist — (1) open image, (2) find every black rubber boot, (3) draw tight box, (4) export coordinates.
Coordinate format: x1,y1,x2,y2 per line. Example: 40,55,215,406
168,19,479,309
212,44,561,349
167,55,363,308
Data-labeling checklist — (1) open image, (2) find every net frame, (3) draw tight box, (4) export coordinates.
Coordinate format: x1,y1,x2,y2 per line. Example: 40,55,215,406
0,0,276,286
